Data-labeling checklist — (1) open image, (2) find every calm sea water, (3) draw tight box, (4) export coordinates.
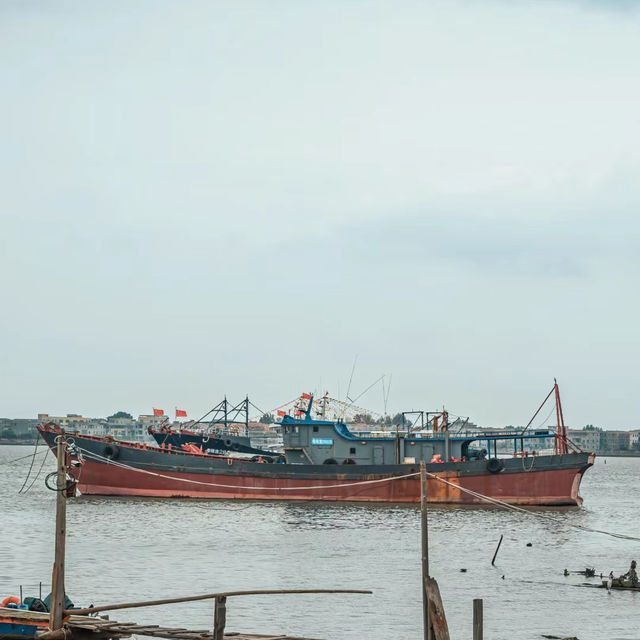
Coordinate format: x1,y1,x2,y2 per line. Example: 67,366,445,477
1,444,637,640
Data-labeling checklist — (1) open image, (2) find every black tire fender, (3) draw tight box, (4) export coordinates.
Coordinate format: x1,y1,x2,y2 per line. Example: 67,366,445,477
323,458,338,464
104,444,120,460
486,458,504,474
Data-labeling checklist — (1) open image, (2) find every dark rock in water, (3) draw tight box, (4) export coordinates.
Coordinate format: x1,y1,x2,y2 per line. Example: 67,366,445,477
460,568,467,572
526,542,533,547
501,575,505,579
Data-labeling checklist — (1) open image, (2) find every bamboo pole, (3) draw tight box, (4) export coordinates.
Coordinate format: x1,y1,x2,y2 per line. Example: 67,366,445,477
66,589,371,616
421,461,431,640
49,437,67,631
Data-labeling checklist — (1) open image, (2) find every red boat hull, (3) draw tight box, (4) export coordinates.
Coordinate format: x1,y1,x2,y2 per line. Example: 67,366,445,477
71,456,592,506
38,426,594,506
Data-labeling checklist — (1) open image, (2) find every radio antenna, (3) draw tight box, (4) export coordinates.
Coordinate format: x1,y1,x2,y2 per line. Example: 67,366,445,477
345,355,358,403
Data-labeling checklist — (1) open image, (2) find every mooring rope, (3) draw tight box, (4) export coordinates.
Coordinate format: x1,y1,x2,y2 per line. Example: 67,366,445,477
76,446,420,490
420,470,640,542
70,444,640,542
17,436,40,493
0,448,47,466
21,447,50,494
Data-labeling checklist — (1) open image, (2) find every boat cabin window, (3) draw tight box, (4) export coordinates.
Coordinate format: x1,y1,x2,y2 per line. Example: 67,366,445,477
350,447,356,454
313,426,319,432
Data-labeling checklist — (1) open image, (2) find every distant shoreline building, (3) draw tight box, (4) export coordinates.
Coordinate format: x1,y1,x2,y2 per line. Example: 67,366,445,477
1,414,639,454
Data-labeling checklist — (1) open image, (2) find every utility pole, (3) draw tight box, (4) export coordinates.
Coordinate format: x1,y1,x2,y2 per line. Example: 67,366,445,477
49,436,67,631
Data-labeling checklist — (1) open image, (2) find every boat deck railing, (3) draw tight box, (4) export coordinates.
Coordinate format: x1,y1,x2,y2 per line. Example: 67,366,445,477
349,428,554,441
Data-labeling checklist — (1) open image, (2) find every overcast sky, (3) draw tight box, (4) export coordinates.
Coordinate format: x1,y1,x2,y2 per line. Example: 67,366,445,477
2,0,639,427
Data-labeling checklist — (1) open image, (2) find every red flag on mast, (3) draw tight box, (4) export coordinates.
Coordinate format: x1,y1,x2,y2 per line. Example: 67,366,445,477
277,410,286,417
153,408,164,416
176,409,187,418
301,393,312,400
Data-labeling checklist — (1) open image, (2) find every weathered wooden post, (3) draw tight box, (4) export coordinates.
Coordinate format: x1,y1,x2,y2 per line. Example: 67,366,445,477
473,598,483,640
49,436,67,631
213,596,227,640
420,461,431,640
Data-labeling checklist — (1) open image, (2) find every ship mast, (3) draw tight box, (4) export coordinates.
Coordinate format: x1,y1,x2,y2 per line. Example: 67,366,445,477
519,380,572,454
554,379,569,455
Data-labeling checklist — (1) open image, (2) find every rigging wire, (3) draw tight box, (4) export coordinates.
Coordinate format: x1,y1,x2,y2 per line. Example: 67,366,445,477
267,395,306,415
535,404,557,431
248,400,269,420
349,375,386,406
345,355,358,403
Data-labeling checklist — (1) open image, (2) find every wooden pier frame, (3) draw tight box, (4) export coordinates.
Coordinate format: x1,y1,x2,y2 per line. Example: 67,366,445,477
66,589,371,617
2,608,321,640
56,589,370,640
213,596,226,640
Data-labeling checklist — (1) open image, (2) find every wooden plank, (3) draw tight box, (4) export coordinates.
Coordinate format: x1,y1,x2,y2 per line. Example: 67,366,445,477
88,622,140,629
0,609,50,621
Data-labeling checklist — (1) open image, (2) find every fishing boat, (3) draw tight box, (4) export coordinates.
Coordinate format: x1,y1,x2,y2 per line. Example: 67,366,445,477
148,398,275,457
601,579,640,591
37,383,594,506
0,606,49,639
